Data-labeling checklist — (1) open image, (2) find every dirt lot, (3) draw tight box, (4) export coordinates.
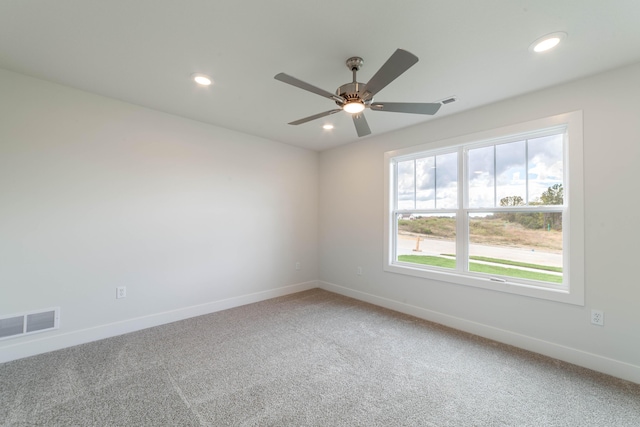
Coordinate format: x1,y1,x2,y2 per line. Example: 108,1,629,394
399,217,562,253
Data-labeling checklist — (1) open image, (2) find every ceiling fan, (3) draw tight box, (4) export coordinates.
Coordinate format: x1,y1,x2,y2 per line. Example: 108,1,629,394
274,48,442,137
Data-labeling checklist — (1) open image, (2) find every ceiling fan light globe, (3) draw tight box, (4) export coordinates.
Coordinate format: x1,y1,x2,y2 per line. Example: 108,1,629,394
343,101,365,114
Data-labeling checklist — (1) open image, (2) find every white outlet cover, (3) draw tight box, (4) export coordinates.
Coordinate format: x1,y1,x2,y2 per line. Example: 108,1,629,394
591,309,604,326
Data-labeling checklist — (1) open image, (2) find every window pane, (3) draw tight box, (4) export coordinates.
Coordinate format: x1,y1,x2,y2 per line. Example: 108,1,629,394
435,152,458,208
468,145,495,208
468,213,563,284
496,140,526,206
416,157,435,209
528,134,564,205
397,160,415,210
396,214,456,269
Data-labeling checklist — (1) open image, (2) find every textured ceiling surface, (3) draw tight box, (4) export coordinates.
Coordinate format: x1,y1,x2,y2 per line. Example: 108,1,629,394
2,1,640,150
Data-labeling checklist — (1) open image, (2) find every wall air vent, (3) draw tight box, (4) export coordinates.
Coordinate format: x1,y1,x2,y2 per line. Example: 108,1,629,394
0,308,59,340
440,96,457,105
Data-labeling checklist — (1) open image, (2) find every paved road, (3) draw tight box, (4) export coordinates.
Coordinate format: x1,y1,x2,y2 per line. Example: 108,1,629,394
397,234,562,268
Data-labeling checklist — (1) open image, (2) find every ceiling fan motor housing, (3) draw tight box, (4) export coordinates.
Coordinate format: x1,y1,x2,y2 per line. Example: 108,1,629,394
335,82,366,107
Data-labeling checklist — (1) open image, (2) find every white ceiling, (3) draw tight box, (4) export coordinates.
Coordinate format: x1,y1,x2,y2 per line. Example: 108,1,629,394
2,1,640,151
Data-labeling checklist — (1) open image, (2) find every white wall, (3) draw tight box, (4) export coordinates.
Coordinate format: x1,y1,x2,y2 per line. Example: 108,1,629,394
3,61,640,383
319,62,640,383
0,69,319,362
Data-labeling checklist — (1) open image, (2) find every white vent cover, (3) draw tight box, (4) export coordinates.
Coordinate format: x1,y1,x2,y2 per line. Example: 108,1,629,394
440,96,457,105
0,307,59,340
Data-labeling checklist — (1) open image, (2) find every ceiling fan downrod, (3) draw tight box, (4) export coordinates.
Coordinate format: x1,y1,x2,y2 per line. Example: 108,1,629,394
337,56,366,107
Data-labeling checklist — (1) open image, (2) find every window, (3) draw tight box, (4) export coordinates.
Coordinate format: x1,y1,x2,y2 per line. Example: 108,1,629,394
384,111,584,305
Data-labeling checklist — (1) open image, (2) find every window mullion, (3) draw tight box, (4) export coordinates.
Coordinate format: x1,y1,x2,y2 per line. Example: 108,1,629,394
493,145,497,207
458,147,468,273
525,139,530,205
433,156,438,209
413,159,417,209
392,160,399,263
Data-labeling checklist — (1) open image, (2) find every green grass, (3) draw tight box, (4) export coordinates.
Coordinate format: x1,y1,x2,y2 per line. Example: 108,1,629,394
440,254,562,273
468,263,562,283
399,255,456,269
397,255,562,284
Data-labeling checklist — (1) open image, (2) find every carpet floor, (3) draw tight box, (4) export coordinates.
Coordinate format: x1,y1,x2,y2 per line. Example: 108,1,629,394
1,289,639,426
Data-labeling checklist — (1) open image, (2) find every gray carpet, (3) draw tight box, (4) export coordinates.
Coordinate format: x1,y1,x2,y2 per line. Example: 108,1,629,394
1,289,639,426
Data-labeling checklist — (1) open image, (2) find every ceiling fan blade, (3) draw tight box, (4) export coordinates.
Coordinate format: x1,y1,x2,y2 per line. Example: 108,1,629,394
360,49,419,101
288,109,342,125
370,102,441,115
275,73,345,103
352,113,371,137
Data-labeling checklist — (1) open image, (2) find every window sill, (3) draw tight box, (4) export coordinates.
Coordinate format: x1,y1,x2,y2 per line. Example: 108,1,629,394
384,262,583,305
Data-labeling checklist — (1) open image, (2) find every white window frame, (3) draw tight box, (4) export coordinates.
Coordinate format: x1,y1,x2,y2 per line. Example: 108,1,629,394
383,111,584,305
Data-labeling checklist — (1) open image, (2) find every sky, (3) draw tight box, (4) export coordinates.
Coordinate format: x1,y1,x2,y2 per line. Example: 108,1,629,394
397,133,564,210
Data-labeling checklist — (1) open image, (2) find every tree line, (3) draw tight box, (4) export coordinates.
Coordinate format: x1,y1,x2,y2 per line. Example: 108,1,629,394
498,183,563,230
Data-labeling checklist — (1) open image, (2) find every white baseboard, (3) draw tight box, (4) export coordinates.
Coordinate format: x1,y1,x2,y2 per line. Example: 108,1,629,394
0,281,318,364
318,281,640,385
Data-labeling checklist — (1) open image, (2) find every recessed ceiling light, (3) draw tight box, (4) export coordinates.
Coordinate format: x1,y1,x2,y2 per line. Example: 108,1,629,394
530,32,567,53
191,73,212,86
323,124,334,130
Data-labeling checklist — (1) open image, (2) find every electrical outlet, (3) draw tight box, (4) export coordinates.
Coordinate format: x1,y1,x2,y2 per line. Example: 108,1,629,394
116,286,127,299
591,309,604,326
295,262,300,270
357,266,362,276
